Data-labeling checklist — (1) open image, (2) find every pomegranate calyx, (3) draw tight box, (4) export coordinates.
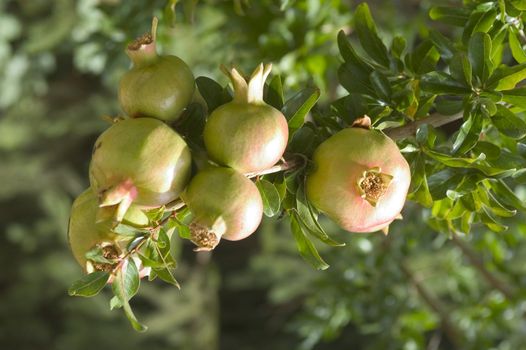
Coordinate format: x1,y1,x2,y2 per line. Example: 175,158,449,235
351,115,372,130
220,63,272,104
189,222,221,251
126,17,159,66
98,179,138,222
357,167,393,207
85,242,121,274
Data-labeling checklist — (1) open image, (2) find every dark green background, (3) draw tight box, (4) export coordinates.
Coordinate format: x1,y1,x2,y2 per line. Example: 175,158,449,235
1,1,525,349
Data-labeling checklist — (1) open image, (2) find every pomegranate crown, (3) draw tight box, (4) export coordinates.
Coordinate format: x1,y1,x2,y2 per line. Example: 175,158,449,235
126,17,159,66
220,63,272,104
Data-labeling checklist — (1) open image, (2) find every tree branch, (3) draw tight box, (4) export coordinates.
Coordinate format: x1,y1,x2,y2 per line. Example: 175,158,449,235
384,112,464,141
400,261,465,349
451,235,517,300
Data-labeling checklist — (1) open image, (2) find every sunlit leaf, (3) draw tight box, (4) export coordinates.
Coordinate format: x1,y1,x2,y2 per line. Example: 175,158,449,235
68,271,110,297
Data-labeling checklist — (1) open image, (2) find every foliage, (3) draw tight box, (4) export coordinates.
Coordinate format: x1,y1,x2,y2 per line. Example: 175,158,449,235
2,1,526,350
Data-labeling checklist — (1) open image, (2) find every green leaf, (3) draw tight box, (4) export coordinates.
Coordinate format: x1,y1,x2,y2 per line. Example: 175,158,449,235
265,74,284,109
337,30,373,71
509,0,526,11
409,154,434,207
429,6,470,26
156,229,176,266
509,29,526,63
289,212,329,270
501,87,526,109
480,206,508,232
177,103,207,145
489,21,507,66
487,63,526,90
408,39,440,75
423,149,515,177
68,271,110,297
462,8,497,44
338,62,375,95
256,179,281,217
473,141,501,159
196,76,227,112
468,32,493,84
428,170,464,200
113,223,143,236
487,179,526,211
485,191,517,218
331,94,369,124
369,71,391,100
152,267,180,288
391,35,406,58
112,265,147,332
415,95,436,119
429,30,455,60
110,295,122,310
295,184,345,247
354,3,390,67
491,105,526,139
138,253,166,268
452,111,482,154
513,168,526,183
288,125,318,156
416,124,429,146
449,53,472,87
281,87,320,132
420,72,471,94
113,260,140,301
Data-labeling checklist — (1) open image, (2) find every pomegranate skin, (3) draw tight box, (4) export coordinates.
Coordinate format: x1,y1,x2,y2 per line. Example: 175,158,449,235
305,128,410,233
89,118,192,208
204,103,288,173
119,55,195,122
182,167,263,249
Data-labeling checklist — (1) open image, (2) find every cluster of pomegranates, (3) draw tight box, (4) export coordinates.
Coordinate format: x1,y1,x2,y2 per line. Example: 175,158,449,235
67,18,411,276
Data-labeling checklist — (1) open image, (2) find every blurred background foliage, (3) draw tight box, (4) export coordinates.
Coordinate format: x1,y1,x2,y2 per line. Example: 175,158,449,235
1,0,525,349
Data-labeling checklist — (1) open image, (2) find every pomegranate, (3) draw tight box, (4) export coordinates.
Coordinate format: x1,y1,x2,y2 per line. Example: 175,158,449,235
181,167,263,250
118,18,195,122
203,64,288,173
68,189,148,272
305,124,410,233
89,118,192,221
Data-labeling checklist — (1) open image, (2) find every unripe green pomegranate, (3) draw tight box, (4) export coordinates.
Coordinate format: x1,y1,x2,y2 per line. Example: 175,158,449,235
181,167,263,250
68,189,149,272
203,64,289,173
306,125,410,233
119,18,195,122
89,118,192,221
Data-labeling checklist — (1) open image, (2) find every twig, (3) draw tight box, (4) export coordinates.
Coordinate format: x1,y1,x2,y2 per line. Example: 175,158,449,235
244,157,301,178
112,236,149,275
400,261,465,349
384,112,464,141
451,235,517,300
